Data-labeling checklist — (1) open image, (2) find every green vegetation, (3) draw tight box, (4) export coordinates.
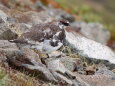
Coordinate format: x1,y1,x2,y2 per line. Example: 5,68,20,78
0,67,43,86
0,68,6,86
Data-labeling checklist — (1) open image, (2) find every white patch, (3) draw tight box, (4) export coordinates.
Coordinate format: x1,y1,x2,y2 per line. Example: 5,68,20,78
52,39,57,43
53,31,62,41
59,25,64,29
55,31,61,36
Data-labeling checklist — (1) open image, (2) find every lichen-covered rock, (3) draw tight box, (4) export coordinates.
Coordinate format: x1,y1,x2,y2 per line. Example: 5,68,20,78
46,58,66,73
46,58,90,86
0,40,19,63
13,11,53,26
6,48,56,82
0,40,18,52
65,27,115,69
60,56,83,72
0,23,18,40
9,23,31,36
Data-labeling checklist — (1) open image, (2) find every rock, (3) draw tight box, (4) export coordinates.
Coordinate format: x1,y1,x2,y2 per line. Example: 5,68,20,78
20,48,42,63
0,10,8,23
60,56,83,72
47,8,75,22
95,67,115,76
71,22,110,44
46,58,90,86
65,27,115,69
6,48,56,82
9,23,31,36
0,40,18,52
13,11,53,26
52,72,73,85
0,40,18,63
0,4,10,14
0,23,18,40
46,58,66,73
77,74,115,86
0,10,18,40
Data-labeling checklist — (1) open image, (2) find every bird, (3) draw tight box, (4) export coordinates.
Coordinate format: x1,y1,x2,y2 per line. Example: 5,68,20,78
9,19,70,53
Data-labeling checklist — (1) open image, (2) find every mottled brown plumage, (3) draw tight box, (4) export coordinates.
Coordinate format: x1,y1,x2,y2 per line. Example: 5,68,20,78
9,20,69,53
10,23,65,44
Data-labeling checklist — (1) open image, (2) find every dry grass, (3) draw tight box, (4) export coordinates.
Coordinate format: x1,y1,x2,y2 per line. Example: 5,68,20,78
60,46,79,58
0,66,51,86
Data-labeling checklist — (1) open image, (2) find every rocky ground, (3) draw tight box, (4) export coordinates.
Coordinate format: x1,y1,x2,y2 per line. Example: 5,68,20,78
0,0,115,86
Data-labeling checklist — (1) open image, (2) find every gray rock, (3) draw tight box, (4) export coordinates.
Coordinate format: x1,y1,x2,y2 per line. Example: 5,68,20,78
0,40,19,63
6,48,56,82
14,11,53,26
46,58,66,73
46,58,90,86
0,40,18,52
47,8,75,22
95,67,115,76
60,56,83,72
0,4,10,14
77,74,115,86
71,22,110,44
0,10,8,23
0,10,18,40
9,23,31,36
0,23,18,40
65,28,115,69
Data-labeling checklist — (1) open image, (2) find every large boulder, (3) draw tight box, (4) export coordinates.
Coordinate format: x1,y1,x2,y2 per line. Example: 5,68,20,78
13,11,53,26
65,27,115,69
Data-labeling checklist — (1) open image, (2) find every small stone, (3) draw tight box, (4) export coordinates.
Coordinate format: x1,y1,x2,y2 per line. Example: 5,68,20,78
85,66,96,75
60,56,83,72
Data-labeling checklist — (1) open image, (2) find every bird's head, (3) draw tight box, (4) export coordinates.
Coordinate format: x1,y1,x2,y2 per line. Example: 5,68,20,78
58,19,70,29
49,19,70,29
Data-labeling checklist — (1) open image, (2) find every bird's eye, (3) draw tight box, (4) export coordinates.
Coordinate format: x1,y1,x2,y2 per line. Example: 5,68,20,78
62,22,70,26
60,20,70,26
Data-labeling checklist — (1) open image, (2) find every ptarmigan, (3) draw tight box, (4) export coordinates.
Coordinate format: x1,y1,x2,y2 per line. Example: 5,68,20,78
9,19,70,53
